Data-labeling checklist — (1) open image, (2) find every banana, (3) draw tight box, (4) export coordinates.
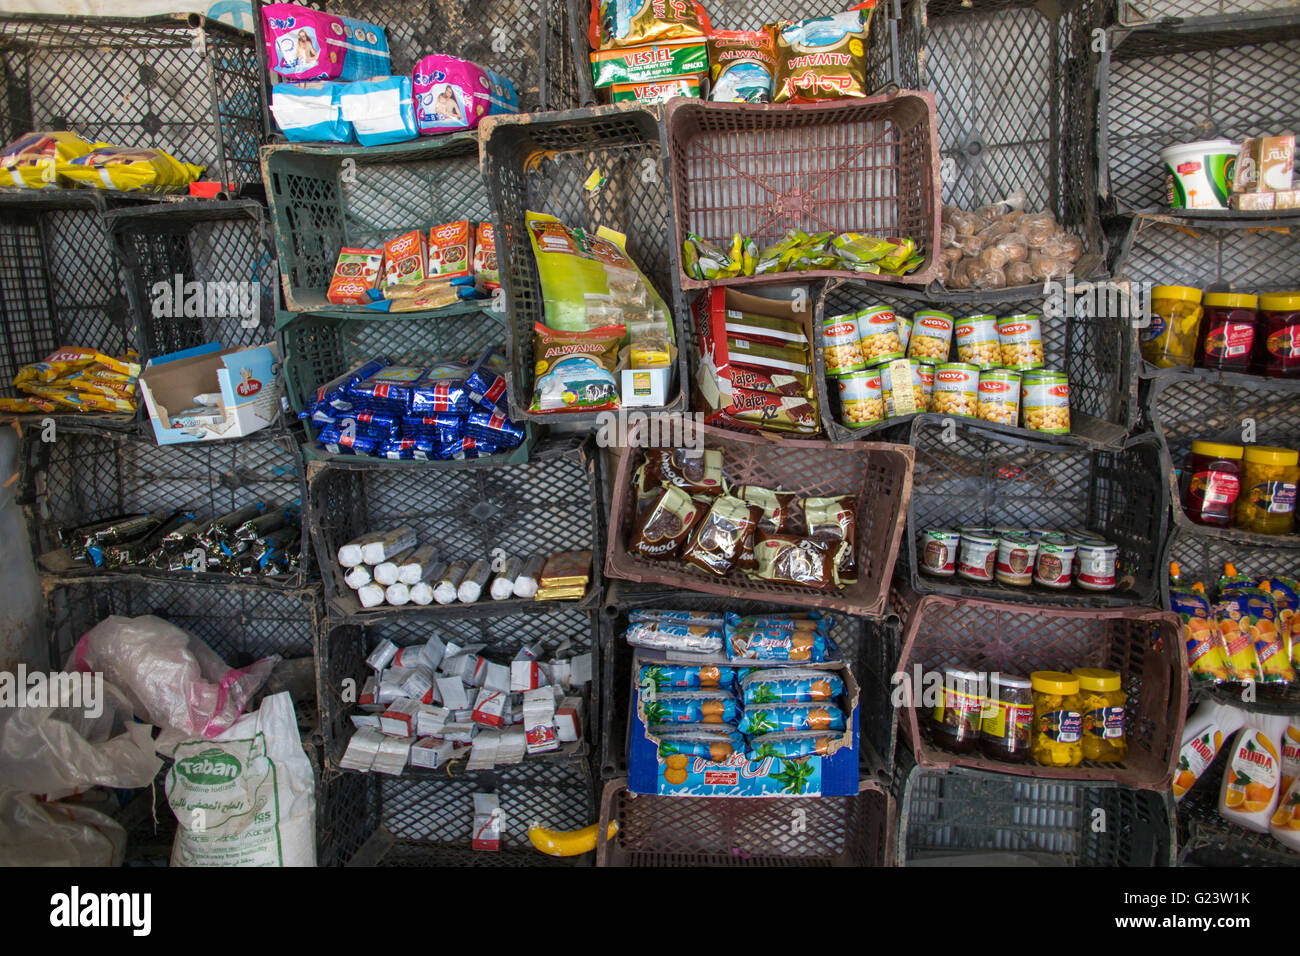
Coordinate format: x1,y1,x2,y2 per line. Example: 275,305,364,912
527,821,619,857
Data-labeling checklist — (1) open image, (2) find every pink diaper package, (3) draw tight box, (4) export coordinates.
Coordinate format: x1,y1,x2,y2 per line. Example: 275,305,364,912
411,55,521,135
262,3,391,82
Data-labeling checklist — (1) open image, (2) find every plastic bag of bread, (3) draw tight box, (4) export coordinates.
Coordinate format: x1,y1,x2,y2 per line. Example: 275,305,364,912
994,232,1029,263
970,265,1007,290
940,222,957,247
1005,260,1035,286
947,207,979,236
1030,252,1070,280
947,258,973,290
977,245,1008,271
1022,211,1056,247
958,234,985,257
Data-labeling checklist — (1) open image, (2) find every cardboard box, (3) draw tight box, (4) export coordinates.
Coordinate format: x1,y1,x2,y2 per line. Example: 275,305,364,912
1234,135,1295,194
626,648,860,797
621,365,674,407
139,341,282,445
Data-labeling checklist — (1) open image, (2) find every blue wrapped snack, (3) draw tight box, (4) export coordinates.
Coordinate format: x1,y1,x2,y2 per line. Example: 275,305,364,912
435,436,500,460
640,690,740,725
378,435,436,460
736,702,846,735
466,408,524,448
411,363,470,416
318,420,390,455
467,346,509,411
301,357,390,419
401,413,464,445
349,365,426,412
745,731,843,761
311,406,400,431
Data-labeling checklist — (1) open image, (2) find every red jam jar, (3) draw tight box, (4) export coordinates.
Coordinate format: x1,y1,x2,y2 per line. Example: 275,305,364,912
1195,292,1258,372
1181,440,1243,526
1260,291,1300,378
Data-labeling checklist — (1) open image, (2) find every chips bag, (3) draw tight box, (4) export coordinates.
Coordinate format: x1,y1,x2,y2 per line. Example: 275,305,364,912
0,132,93,188
590,0,710,50
60,144,204,193
708,30,777,103
769,6,874,104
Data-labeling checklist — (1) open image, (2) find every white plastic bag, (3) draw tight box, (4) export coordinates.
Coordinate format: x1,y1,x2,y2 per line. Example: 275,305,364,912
0,791,126,867
69,615,277,739
161,692,316,867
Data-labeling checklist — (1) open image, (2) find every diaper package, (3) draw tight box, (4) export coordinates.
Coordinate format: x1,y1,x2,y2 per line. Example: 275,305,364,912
412,55,519,135
270,81,354,143
262,4,390,82
340,76,419,147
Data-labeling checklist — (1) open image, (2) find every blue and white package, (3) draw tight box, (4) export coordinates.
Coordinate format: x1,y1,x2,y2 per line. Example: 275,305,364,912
270,81,354,143
410,364,470,415
348,365,426,412
340,76,419,147
467,346,509,411
466,408,524,448
262,5,391,82
378,435,437,460
401,414,464,445
436,436,500,460
318,420,391,455
300,357,390,420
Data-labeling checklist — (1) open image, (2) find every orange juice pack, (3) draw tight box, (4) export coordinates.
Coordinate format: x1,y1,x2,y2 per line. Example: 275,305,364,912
1168,563,1230,683
1218,714,1288,834
1173,700,1245,802
1219,565,1295,684
1260,576,1300,671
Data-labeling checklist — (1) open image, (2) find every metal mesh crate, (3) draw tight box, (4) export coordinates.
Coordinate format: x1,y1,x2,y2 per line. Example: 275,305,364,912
599,581,901,781
19,423,312,588
325,756,598,865
815,279,1139,446
262,135,488,313
306,434,603,617
106,199,277,360
922,0,1107,289
1119,1,1300,25
480,104,688,424
903,418,1167,607
666,93,943,290
1113,212,1300,293
0,14,262,187
253,0,583,129
1162,523,1300,609
892,588,1185,789
1099,17,1300,213
317,605,600,770
43,575,320,669
894,754,1177,865
595,776,892,866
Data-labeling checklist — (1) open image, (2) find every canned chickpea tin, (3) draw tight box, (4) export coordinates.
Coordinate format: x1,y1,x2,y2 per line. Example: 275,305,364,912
996,314,1045,370
919,528,960,576
916,363,934,412
957,531,998,582
856,306,905,367
836,370,884,428
908,310,955,364
977,368,1021,426
930,362,980,417
954,314,1001,369
822,313,867,376
994,532,1038,586
1020,369,1070,434
1034,535,1076,589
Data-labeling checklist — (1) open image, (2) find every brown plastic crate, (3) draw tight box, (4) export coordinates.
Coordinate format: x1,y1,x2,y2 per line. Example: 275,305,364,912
892,589,1186,789
604,419,913,616
594,776,893,866
665,94,942,292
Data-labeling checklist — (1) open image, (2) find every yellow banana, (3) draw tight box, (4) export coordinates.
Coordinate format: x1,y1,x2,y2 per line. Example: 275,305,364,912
527,821,618,857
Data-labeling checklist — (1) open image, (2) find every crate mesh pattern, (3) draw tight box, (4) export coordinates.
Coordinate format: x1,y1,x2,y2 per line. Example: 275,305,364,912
1115,214,1300,292
1119,0,1300,25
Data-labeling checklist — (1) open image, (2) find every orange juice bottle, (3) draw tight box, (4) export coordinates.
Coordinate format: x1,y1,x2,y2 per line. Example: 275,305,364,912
1173,700,1245,802
1269,777,1300,851
1282,720,1300,795
1217,715,1287,834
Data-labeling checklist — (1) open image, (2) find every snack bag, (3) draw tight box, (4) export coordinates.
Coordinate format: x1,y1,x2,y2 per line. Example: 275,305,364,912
638,663,737,691
708,30,777,103
737,701,846,734
655,725,744,762
327,248,382,305
1261,577,1300,672
746,731,842,761
530,323,622,413
1211,591,1266,684
1221,566,1295,683
590,0,710,50
413,55,518,134
639,690,739,725
60,145,204,194
262,4,390,81
0,131,92,188
739,668,845,704
769,7,874,104
1168,563,1231,683
473,222,499,290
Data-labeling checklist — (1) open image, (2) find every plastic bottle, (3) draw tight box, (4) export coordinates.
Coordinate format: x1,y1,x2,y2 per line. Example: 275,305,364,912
1282,719,1300,796
1173,700,1246,802
1270,777,1300,849
1217,713,1288,834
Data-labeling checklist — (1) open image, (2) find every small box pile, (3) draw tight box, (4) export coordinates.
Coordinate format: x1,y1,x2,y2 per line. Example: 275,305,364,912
339,634,591,774
326,220,498,308
1230,135,1298,211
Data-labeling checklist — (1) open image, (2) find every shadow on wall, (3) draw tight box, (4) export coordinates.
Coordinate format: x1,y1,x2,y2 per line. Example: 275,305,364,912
0,425,44,673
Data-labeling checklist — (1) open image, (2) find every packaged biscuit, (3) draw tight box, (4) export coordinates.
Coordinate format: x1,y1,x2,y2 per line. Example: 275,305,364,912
639,663,737,691
640,690,740,725
719,386,819,433
728,612,832,661
681,494,761,576
411,363,471,415
530,323,622,413
640,448,724,496
724,309,808,347
739,668,845,704
318,420,391,455
627,608,725,628
737,701,847,734
708,30,777,103
624,620,724,654
102,512,195,569
327,248,382,305
725,336,811,374
301,358,390,419
386,285,464,311
590,0,710,50
384,230,427,286
400,413,464,442
799,495,857,582
746,731,842,761
654,725,744,762
769,8,873,104
473,222,499,290
610,76,702,103
76,511,176,565
629,485,703,560
18,385,133,413
15,347,121,387
0,397,57,414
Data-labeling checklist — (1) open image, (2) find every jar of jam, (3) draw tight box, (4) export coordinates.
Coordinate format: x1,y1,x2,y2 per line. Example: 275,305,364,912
1181,440,1243,527
1234,445,1300,535
980,672,1033,763
1259,291,1300,378
1030,671,1083,768
930,667,987,754
1195,292,1258,372
1071,667,1127,763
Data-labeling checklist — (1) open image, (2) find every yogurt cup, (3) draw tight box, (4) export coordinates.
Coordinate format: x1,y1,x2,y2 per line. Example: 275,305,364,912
1161,139,1238,210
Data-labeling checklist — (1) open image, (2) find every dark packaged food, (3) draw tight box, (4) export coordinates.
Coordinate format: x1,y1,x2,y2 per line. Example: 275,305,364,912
680,494,761,577
798,495,857,582
234,508,294,543
721,386,819,433
640,448,725,496
349,365,427,412
466,408,525,448
99,511,191,568
726,363,812,397
628,485,703,561
734,485,796,535
202,503,266,548
752,534,838,590
78,511,177,565
411,364,471,416
930,666,986,754
60,513,146,559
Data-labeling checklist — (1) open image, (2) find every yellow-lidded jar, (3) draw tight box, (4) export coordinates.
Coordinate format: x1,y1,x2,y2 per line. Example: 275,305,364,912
1071,667,1127,762
1141,285,1202,368
1030,671,1083,767
1234,445,1300,534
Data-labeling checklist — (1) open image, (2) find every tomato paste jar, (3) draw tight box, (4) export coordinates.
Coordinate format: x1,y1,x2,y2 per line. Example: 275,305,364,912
1260,291,1300,378
1181,440,1243,527
1195,292,1257,372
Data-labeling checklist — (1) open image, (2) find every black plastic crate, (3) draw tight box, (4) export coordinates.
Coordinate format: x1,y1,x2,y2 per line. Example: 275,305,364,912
262,135,487,314
1112,212,1300,293
598,581,901,783
317,604,600,771
306,434,603,617
0,14,262,187
0,192,140,429
815,279,1139,446
570,0,922,106
325,756,598,866
44,574,320,669
1118,1,1300,26
1098,16,1300,213
921,0,1107,294
481,104,688,424
19,423,313,588
253,0,583,134
106,199,277,361
893,749,1178,865
902,417,1167,607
